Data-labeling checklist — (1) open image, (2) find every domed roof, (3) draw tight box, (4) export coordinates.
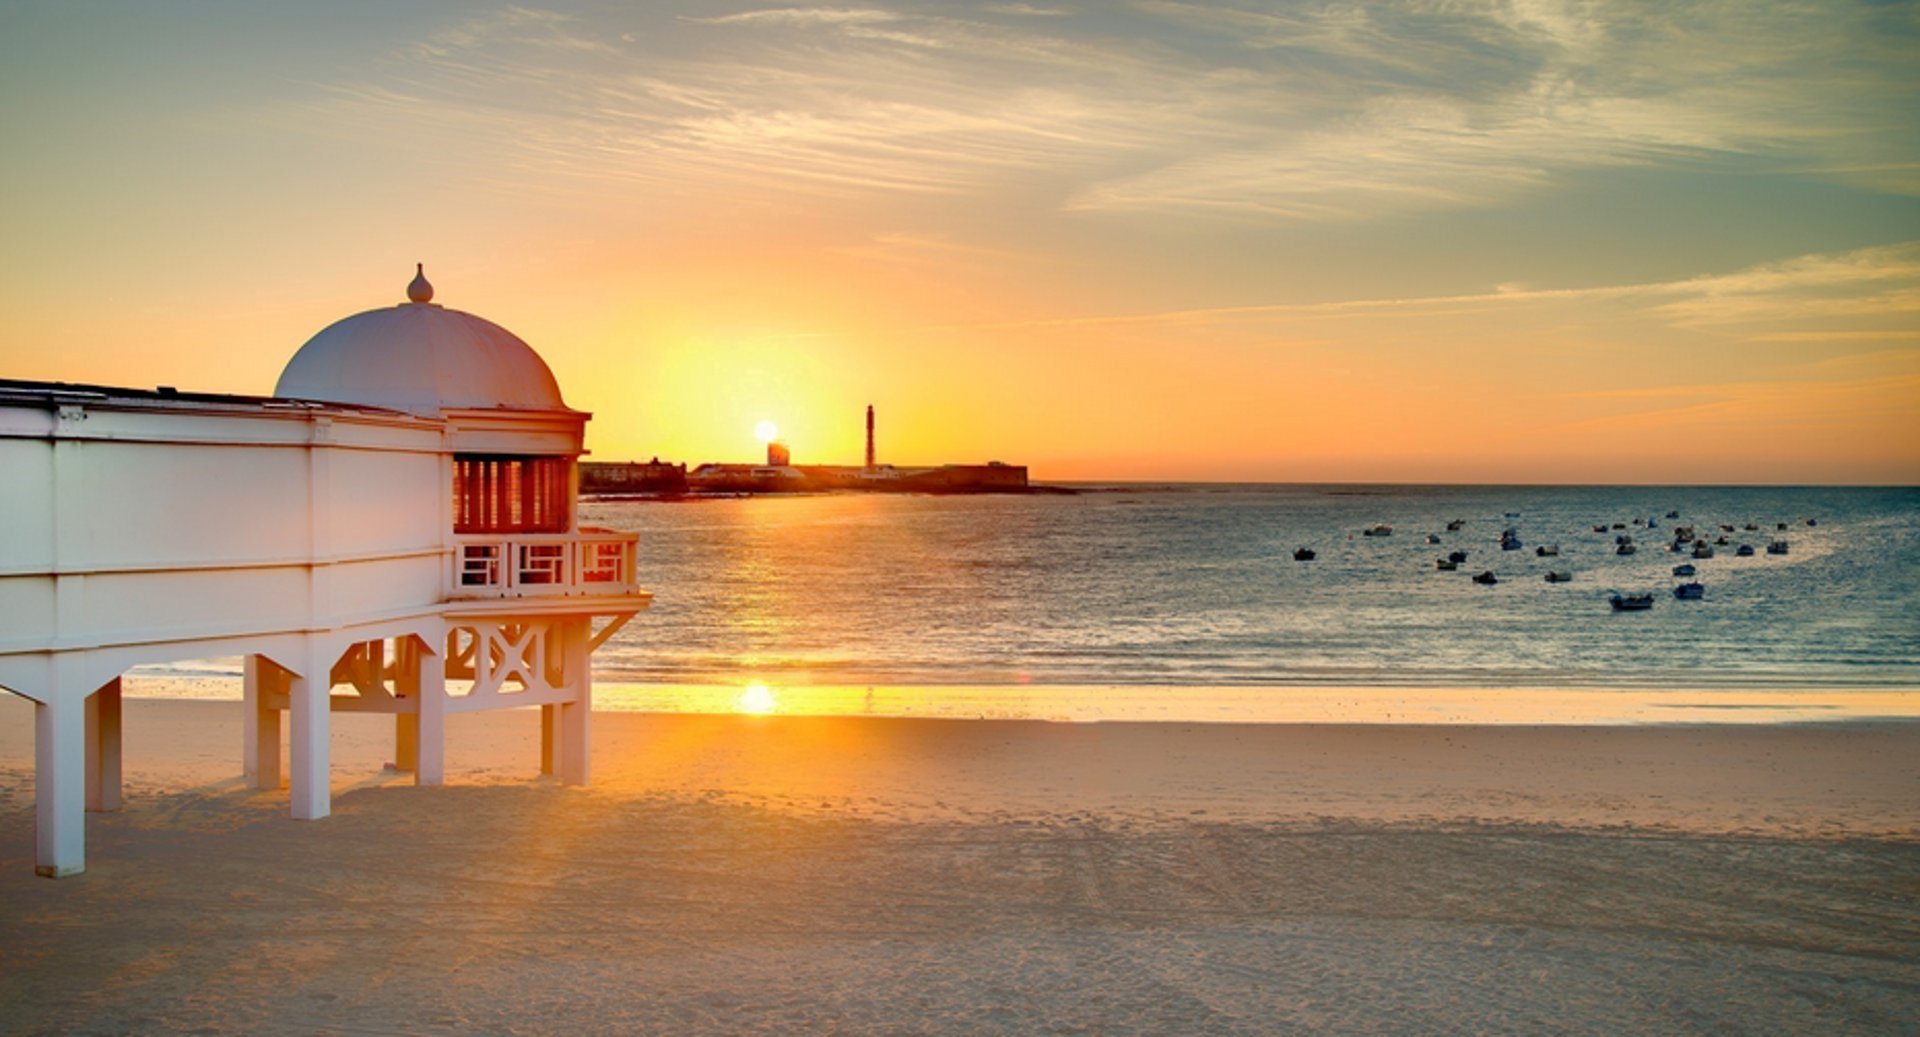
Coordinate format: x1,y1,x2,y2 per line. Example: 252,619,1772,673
275,266,568,415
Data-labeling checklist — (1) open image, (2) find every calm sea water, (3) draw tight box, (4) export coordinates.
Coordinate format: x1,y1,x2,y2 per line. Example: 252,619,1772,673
582,485,1920,690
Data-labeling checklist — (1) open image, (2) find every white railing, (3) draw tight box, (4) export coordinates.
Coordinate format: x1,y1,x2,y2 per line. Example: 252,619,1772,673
450,527,639,599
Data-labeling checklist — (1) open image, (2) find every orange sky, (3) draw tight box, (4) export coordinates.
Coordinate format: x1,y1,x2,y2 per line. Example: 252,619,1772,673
2,3,1916,483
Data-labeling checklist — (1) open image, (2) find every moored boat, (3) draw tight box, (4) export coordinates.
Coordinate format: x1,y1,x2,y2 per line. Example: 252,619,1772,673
1609,591,1655,611
1436,557,1458,571
1544,570,1572,583
1673,582,1704,600
1735,544,1754,557
1472,570,1499,585
1672,563,1696,577
1362,523,1392,537
1768,539,1789,555
1293,547,1316,561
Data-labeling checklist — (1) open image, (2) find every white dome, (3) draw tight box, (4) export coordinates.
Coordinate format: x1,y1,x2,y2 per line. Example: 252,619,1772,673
275,269,567,415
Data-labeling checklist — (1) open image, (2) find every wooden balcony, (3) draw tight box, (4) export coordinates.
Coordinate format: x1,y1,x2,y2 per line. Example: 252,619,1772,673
449,527,640,599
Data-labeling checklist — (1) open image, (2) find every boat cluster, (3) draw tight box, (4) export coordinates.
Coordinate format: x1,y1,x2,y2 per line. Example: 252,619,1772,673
1291,509,1820,611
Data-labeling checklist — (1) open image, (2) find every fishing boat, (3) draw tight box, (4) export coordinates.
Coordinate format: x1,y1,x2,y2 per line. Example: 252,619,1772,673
1693,542,1714,558
1448,549,1469,564
1609,591,1655,611
1436,557,1458,571
1446,519,1465,531
1616,542,1636,556
1425,534,1441,544
1293,547,1316,561
1535,544,1559,557
1672,563,1696,577
1735,544,1754,557
1768,539,1789,555
1499,529,1522,551
1673,582,1704,600
1544,570,1572,583
1472,570,1499,585
1362,524,1392,537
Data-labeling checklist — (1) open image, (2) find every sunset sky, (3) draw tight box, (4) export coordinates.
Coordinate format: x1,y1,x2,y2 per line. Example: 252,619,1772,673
2,1,1916,483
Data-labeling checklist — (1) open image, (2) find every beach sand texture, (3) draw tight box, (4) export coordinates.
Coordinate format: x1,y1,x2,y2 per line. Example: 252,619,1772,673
3,698,1918,1035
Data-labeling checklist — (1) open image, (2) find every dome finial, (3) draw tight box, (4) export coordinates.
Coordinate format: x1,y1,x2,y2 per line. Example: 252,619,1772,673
407,263,434,304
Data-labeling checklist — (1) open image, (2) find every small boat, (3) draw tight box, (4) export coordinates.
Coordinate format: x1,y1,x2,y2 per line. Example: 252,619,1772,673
1448,549,1469,564
1612,522,1626,530
1614,533,1633,545
1536,544,1559,557
1768,540,1789,555
1693,542,1714,558
1362,524,1393,537
1719,524,1734,533
1425,534,1441,544
1446,519,1465,531
1436,558,1458,571
1806,518,1818,526
1666,510,1680,519
1609,591,1655,611
1673,582,1704,600
1672,563,1696,577
1499,528,1522,550
1592,524,1608,533
1777,522,1788,531
1673,526,1695,543
1472,570,1499,585
1616,542,1637,555
1544,570,1572,583
1743,523,1758,531
1293,547,1316,561
1735,544,1754,557
1714,535,1729,546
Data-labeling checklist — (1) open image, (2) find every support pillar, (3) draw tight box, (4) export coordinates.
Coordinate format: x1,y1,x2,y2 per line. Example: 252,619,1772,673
414,641,445,787
394,638,418,773
559,619,591,786
244,656,282,790
85,677,123,812
540,704,558,776
35,693,86,878
288,642,332,821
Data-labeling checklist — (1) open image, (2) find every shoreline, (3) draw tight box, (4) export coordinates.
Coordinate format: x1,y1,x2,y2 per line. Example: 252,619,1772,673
97,676,1920,726
4,696,1916,841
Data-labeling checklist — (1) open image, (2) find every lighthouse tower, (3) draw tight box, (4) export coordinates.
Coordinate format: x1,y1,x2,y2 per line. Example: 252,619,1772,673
865,405,876,469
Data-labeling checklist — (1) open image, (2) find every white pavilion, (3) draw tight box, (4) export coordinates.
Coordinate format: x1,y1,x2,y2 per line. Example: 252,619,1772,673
0,267,651,877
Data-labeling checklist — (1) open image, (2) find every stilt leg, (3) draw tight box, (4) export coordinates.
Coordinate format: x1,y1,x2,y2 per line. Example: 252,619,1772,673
540,704,557,776
393,638,418,774
244,656,282,790
85,677,123,812
560,620,591,787
35,694,86,878
288,643,332,821
414,643,445,787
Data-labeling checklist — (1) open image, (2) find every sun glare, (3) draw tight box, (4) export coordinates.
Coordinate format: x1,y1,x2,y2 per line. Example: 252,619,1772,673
754,420,778,444
736,683,777,715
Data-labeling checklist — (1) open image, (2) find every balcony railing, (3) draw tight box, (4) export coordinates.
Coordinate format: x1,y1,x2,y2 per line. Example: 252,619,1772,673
450,527,640,599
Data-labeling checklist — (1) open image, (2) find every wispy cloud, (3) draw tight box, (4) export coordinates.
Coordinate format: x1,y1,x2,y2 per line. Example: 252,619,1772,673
283,0,1919,221
954,242,1920,331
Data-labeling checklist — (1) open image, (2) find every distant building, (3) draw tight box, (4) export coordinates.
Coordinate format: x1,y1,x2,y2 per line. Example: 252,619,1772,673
766,441,791,467
580,458,688,495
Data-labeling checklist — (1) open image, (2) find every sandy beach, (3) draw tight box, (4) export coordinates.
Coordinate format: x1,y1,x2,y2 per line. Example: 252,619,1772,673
3,697,1918,1035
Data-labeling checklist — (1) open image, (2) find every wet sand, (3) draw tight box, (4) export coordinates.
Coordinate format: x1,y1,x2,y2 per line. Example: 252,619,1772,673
2,699,1917,1034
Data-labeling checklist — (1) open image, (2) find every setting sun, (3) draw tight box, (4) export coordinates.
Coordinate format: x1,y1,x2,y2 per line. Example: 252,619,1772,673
754,420,778,445
736,683,777,715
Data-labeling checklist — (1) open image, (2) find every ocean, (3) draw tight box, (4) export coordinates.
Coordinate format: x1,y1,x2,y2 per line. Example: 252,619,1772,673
583,484,1920,691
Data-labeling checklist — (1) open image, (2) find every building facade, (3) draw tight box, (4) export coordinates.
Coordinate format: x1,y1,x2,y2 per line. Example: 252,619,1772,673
0,268,650,877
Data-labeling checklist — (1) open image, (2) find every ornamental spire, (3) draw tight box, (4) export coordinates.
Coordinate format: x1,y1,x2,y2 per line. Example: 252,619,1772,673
406,263,434,304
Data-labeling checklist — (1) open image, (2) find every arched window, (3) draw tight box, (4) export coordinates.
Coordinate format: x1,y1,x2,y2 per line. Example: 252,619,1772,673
452,455,570,534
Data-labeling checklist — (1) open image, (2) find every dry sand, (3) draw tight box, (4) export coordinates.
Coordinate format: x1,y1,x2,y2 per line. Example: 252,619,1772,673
2,697,1917,1035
